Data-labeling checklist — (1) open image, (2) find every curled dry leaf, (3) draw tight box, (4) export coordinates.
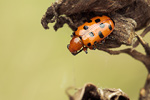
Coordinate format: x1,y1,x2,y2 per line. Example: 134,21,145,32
41,0,150,48
66,83,130,100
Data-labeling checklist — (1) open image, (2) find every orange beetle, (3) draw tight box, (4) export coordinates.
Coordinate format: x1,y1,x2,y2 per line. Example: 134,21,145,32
67,15,115,55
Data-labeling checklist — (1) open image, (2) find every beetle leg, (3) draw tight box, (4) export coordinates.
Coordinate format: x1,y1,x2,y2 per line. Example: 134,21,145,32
67,44,70,49
70,35,73,37
99,39,106,44
71,32,76,37
72,46,88,56
92,46,96,50
83,47,88,54
72,49,83,56
102,39,105,44
91,41,98,50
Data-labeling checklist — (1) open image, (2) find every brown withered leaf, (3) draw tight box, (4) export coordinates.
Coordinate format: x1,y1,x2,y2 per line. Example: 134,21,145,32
41,0,150,48
66,83,130,100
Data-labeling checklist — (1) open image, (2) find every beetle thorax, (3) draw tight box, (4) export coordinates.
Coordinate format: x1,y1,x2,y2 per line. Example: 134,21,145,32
68,36,83,54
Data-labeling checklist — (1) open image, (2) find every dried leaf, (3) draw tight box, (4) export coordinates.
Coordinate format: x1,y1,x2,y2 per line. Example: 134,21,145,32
41,0,150,48
66,83,130,100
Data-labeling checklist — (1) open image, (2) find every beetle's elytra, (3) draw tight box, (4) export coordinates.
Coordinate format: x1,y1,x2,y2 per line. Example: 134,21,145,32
67,15,115,55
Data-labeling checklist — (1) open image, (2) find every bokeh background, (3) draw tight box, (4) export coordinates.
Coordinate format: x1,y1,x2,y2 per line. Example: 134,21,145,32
0,0,149,100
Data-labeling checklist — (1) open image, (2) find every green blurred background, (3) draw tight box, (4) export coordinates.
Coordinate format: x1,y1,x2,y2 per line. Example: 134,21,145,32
0,0,149,100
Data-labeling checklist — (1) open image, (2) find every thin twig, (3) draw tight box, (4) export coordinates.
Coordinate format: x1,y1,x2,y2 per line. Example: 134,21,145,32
133,25,150,48
135,33,150,56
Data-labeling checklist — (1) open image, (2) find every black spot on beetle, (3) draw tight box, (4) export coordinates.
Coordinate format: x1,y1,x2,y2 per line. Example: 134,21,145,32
108,25,112,30
99,23,105,28
94,41,97,44
89,32,94,37
87,43,91,46
83,26,88,30
98,31,104,38
95,19,100,23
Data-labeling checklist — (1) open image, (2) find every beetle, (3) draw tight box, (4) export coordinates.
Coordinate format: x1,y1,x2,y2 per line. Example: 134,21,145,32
67,15,115,55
